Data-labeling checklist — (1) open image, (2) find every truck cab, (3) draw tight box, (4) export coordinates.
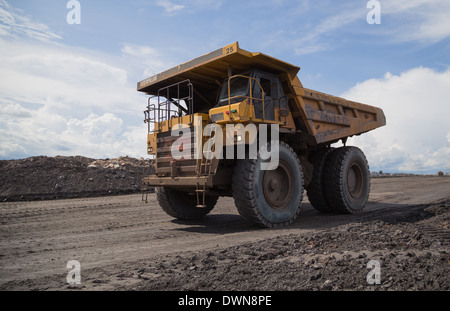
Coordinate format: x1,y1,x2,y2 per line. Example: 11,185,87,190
210,70,292,127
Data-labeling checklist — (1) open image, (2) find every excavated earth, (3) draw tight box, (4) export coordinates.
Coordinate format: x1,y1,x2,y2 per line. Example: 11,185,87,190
0,156,154,201
0,156,449,291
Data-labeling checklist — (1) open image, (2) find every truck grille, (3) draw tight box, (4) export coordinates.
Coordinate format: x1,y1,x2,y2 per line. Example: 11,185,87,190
156,128,198,177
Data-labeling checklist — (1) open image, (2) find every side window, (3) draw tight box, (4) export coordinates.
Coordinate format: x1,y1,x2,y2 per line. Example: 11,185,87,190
254,74,283,101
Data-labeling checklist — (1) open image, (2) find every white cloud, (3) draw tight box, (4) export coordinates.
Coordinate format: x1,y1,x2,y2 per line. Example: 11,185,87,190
155,0,223,15
383,0,450,42
0,3,165,159
340,67,450,173
121,44,168,78
63,113,123,145
0,38,138,115
0,103,32,118
156,0,185,15
0,0,61,42
58,113,148,158
0,106,70,157
290,0,450,55
0,109,148,159
295,43,330,56
294,5,363,55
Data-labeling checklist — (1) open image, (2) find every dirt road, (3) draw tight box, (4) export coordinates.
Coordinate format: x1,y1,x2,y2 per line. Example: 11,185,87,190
1,176,449,291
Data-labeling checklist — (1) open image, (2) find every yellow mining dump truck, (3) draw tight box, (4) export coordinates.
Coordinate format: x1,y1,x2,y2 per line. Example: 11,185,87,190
139,42,386,227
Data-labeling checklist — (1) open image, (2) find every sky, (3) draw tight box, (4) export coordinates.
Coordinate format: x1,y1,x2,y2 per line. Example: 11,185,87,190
0,0,449,174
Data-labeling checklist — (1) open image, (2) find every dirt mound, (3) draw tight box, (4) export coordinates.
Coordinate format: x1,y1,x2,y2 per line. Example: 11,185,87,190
0,156,154,201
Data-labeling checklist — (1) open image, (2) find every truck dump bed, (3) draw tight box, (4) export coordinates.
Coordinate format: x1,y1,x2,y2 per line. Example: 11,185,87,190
138,42,386,145
292,82,386,144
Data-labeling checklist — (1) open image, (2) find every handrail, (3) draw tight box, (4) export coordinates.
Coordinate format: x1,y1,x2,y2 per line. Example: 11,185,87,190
144,98,156,133
227,75,265,121
144,79,193,133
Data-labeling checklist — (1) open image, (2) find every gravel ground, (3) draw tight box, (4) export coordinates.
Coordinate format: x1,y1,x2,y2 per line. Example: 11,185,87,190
0,156,448,291
131,199,449,291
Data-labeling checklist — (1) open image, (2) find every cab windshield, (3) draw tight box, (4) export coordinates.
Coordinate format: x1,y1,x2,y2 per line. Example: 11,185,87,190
217,75,251,107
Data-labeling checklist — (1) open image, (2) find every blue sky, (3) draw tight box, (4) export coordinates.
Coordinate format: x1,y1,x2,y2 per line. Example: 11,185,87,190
1,0,449,174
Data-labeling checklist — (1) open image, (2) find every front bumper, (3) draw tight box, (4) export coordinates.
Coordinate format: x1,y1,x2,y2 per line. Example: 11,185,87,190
142,175,213,188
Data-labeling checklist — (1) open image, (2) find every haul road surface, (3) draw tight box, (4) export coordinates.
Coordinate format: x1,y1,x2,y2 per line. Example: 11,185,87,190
0,176,449,291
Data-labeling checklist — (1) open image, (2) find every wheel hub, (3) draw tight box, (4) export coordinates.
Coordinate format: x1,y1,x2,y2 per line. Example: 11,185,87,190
347,162,364,199
262,162,293,209
269,179,279,190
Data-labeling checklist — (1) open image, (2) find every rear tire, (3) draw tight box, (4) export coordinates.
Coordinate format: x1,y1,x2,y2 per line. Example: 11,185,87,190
323,146,370,214
232,141,303,228
156,187,218,220
306,148,334,213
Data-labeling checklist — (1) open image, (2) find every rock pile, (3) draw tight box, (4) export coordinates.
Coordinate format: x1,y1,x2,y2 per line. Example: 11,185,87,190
0,156,154,201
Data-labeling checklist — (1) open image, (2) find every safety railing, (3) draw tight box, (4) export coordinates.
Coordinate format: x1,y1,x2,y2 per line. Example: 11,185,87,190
144,79,193,133
226,75,266,121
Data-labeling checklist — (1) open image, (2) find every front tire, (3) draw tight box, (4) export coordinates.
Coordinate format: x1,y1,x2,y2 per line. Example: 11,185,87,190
156,187,218,220
232,141,303,228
